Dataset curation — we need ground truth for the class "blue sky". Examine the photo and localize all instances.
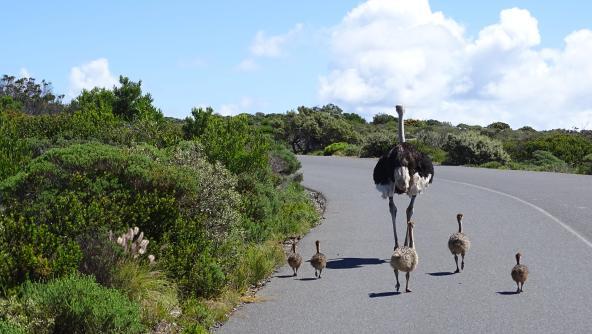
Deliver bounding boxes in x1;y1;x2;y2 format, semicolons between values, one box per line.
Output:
3;1;592;129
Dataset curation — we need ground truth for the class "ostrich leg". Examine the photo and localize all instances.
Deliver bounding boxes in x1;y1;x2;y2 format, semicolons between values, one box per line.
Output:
388;196;399;250
406;195;417;223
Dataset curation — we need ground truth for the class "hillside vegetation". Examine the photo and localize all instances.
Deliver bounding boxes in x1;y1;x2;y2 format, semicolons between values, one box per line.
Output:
247;104;592;174
0;75;318;333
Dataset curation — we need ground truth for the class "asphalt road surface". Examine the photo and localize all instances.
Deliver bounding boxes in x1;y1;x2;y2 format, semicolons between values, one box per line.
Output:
218;156;592;333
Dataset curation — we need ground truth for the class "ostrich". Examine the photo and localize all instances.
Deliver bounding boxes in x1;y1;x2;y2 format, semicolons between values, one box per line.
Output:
287;238;303;276
448;213;471;273
511;252;529;293
310;240;327;278
390;221;418;292
373;105;434;250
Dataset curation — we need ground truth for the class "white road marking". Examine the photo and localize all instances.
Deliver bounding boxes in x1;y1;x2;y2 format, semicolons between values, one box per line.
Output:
441;178;592;250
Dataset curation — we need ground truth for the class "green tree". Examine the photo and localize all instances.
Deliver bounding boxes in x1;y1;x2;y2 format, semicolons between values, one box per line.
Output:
112;76;162;121
0;75;64;115
372;113;396;125
282;105;358;153
443;131;510;165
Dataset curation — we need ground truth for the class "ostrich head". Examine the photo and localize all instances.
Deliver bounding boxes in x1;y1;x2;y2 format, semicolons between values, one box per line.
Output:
457;213;464;222
396;105;406;143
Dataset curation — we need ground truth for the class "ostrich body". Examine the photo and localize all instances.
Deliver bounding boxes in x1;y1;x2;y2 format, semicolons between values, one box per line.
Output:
511;253;529;293
373;105;434;250
448;213;471;273
310;240;327;278
390;221;418;292
287;239;302;276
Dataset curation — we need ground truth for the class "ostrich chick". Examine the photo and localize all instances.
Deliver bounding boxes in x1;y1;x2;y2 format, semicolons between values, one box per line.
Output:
511;252;529;293
287;238;302;276
390;221;418;292
310;240;327;278
448;213;471;273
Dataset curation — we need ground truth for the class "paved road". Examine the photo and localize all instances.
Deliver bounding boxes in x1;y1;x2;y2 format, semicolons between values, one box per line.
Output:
218;156;592;333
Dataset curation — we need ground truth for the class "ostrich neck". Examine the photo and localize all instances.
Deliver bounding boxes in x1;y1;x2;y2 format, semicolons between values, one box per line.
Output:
516;256;521;265
409;227;415;249
458;220;463;233
316;243;320;254
398;114;406;143
292;243;296;253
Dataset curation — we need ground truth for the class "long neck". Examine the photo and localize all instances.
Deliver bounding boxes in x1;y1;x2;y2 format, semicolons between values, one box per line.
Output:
457;219;463;233
316;242;320;254
403;224;409;247
292;243;296;253
516;255;520;265
409;226;414;249
397;105;406;143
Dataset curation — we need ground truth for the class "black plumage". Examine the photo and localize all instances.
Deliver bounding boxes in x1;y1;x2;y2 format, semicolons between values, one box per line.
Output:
373;142;434;194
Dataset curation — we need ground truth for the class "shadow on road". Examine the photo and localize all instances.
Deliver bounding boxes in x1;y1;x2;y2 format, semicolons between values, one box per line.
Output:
274;274;296;278
497;291;519;295
326;257;386;269
297;277;318;281
368;291;400;298
427;271;455;276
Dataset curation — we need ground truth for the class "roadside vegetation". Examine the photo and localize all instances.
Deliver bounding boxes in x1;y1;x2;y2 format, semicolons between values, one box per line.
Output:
0;75;319;333
247;105;592;175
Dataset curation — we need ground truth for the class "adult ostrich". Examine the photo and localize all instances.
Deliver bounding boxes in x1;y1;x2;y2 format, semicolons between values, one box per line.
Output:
373;105;434;250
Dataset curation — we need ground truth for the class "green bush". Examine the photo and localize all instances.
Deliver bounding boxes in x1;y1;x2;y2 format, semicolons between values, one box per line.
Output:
360;132;395;158
0;142;242;293
523;132;592;165
230;242;284;292
269;144;301;175
323;142;349;156
341;144;361;156
579;153;592;175
184;109;271;176
480;161;505;169
443;131;510;165
18;275;144;334
111;261;179;326
0;320;26;334
412;141;447;164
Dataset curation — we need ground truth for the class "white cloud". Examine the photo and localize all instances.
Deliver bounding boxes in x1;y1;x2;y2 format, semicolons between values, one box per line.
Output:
218;97;256;116
236;23;304;71
19;68;30;78
319;0;592;129
68;58;117;97
250;23;303;57
177;57;207;69
237;58;259;72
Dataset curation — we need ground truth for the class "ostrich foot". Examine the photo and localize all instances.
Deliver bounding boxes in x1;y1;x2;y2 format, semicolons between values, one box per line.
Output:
406;288;412;293
395;282;400;292
454;269;460;274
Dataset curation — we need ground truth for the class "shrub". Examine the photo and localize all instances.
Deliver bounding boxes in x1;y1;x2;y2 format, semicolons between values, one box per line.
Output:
342;144;361;156
323;142;349;156
480;161;505;169
111;261;179;326
269;144;301;175
360;132;395;158
412;141;447;164
579;153;592;175
0;320;26;334
372;113;396;125
0;142;242;292
185;110;271;176
523;132;592;165
15;275;143;334
230;241;284;292
443;131;510;165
